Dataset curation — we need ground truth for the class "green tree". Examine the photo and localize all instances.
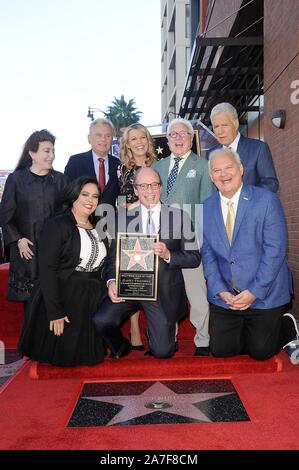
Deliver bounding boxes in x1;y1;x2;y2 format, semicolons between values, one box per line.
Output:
106;95;142;136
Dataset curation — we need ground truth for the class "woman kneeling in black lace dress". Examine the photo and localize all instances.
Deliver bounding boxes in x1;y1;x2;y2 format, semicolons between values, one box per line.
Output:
18;176;108;367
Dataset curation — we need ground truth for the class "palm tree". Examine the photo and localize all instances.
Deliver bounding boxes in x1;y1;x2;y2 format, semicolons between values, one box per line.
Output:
106;95;142;137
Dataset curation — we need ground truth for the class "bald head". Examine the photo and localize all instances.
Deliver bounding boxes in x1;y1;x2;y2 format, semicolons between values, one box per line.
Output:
133;167;162;208
134;167;161;186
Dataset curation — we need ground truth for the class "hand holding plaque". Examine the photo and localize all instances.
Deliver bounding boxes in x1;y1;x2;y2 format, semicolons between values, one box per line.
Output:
116;233;159;300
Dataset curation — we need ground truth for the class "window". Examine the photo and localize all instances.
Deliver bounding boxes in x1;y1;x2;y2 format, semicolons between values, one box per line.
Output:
185;4;191;39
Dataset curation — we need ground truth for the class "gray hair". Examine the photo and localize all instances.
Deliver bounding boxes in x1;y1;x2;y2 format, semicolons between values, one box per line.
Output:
210;102;238;122
208;148;242;174
167;118;194;137
89;117;115;134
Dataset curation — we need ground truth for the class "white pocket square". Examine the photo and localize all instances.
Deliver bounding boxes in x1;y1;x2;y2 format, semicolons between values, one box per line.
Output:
186;169;196;178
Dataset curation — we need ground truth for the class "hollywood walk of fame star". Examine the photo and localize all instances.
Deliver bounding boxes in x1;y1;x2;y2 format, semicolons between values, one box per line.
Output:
122;238;152;270
83;381;233;426
156;146;163;155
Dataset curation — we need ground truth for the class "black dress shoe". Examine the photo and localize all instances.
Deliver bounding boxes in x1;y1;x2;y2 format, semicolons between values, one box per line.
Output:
144;350;154;356
110;340;132;359
194;346;210;356
129;333;145;351
131;344;145;351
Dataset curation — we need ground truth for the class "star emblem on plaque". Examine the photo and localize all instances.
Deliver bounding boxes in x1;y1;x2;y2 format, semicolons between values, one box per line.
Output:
116;233;159;300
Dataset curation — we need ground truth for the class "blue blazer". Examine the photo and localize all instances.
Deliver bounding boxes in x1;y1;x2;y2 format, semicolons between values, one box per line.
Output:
64;150;120;207
206;135;279;192
201;185;292;309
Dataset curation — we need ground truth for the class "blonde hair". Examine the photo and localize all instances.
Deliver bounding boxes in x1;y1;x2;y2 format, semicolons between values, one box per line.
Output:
120;123;157;170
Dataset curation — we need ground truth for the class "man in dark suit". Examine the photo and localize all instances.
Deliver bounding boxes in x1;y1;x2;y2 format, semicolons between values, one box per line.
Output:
93;167;201;359
202;148;298;363
64;118;120;207
206;102;279;192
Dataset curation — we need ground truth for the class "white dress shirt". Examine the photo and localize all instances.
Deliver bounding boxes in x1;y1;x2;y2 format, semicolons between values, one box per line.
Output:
219;185;242;224
224;132;241;152
140;202;161;233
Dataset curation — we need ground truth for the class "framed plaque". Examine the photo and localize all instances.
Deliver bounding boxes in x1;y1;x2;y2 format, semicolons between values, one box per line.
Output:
116;232;159;301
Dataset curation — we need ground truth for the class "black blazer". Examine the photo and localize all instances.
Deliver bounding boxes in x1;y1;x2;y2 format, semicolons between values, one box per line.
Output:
38;211;109;320
64;150;120;207
0;168;68;301
106;205;201;321
206;135;279;192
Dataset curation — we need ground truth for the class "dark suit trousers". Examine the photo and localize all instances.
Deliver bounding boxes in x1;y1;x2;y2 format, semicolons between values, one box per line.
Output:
209;304;289;360
93;297;176;358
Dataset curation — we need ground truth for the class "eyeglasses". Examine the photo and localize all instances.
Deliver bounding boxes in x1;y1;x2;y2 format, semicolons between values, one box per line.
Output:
168;130;192;139
134;182;161;191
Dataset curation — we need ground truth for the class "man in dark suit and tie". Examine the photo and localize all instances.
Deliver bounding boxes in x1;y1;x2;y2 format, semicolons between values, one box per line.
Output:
64;118;120;207
206;102;279;192
201;148;298;363
93;167;201;359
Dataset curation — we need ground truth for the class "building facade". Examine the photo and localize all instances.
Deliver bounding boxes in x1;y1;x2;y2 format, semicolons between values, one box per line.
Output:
161;0;299;315
160;0;192;122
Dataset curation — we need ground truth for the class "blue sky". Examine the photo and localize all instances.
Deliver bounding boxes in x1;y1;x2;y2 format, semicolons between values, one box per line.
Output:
0;0;161;171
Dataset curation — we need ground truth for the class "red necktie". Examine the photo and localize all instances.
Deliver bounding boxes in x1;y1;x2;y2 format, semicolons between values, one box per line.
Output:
98;158;106;192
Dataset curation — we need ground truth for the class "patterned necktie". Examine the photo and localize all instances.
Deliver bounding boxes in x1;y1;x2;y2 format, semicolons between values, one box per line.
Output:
167;157;181;196
146;210;156;234
226;200;235;244
98;158;106;192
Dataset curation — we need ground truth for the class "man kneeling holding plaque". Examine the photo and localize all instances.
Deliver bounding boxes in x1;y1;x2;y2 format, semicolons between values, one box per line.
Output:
93;167;201;358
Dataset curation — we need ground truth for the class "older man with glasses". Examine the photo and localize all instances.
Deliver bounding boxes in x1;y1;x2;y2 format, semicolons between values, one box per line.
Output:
153;118;215;356
93;167;201;359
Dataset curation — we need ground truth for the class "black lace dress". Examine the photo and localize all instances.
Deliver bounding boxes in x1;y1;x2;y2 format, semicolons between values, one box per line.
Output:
117;164;140;204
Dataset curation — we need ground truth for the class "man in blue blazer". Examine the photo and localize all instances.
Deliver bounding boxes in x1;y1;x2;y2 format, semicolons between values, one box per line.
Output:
93;168;201;359
206;102;279;193
202;148;298;361
64;118;120;207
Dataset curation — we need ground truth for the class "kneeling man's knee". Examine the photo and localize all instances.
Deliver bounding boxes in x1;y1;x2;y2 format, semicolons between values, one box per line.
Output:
151;344;175;359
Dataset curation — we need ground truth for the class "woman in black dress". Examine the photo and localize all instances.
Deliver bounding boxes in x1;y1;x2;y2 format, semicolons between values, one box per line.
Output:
18;177;107;366
0;130;68;302
118;124;157;349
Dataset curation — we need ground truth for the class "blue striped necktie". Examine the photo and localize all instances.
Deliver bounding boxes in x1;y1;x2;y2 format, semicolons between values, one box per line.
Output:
167;157;181;195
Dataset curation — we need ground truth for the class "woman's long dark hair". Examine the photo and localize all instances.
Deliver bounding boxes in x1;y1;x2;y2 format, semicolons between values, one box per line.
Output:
64;176;100;225
15;129;55;170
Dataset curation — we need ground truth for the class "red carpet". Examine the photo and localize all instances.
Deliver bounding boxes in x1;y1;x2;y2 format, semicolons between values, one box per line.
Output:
0;263;23;348
1;262;299;450
31;353;281;380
